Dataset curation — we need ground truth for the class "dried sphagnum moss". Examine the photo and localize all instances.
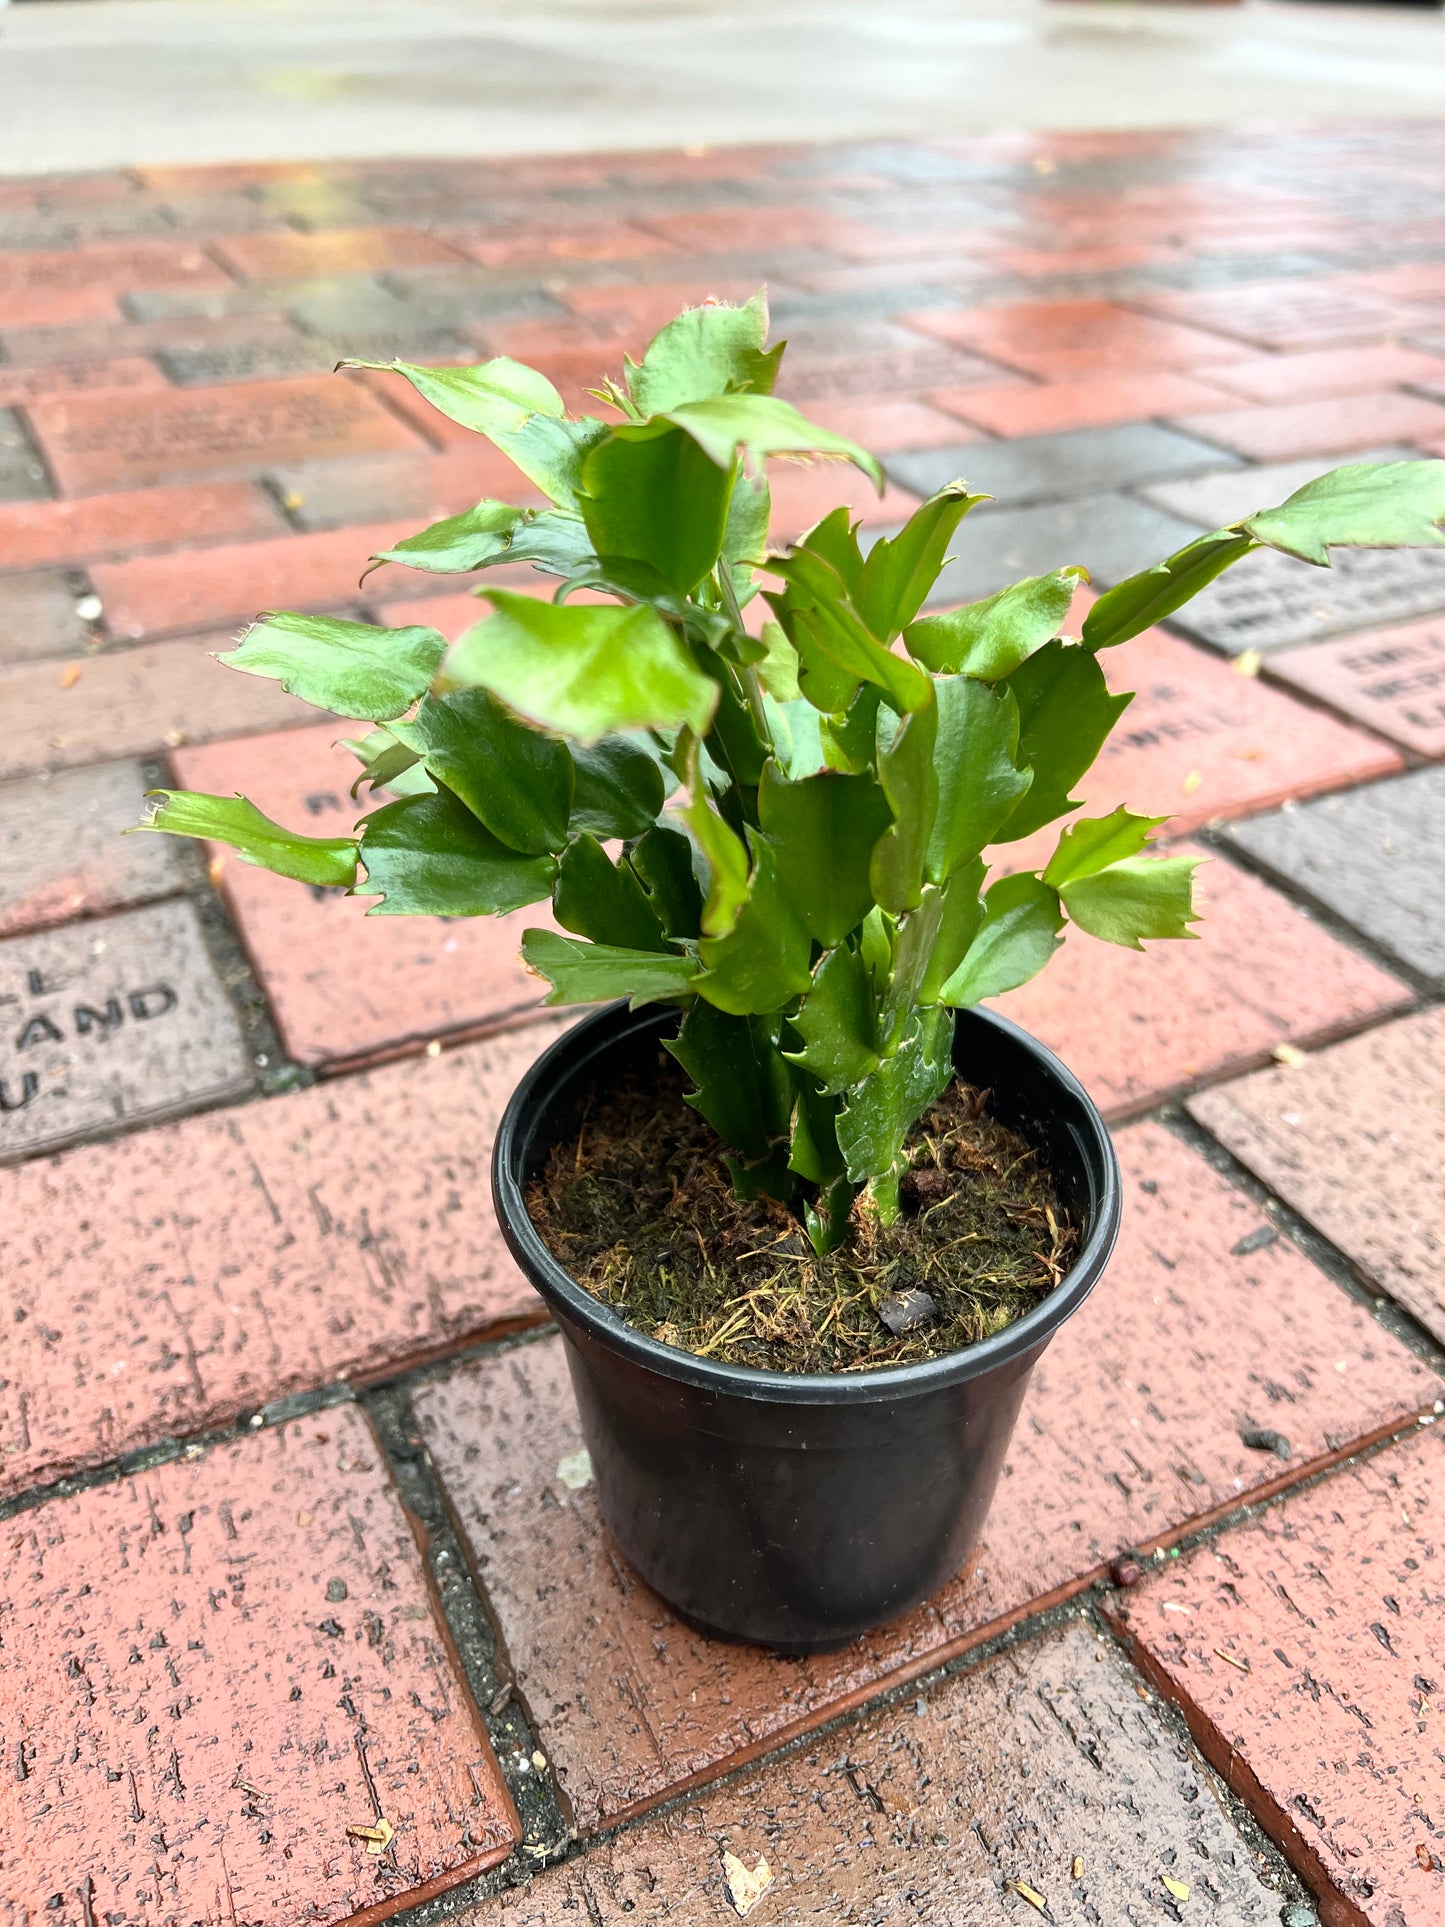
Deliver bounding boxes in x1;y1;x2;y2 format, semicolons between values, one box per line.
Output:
526;1055;1076;1374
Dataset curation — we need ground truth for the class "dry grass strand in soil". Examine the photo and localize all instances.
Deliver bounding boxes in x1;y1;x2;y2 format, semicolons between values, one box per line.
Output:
525;1055;1076;1374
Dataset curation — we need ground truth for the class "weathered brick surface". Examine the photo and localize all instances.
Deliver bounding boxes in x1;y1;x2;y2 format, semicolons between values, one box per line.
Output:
415;1124;1437;1829
472;1621;1287;1924
1225;769;1445;988
1203;342;1445;403
0;898;252;1163
0;284;122;329
904;298;1243;378
1171;391;1445;462
936;368;1236;438
0;570;94;666
1189;1008;1445;1342
1131;280;1431;351
0;1023;561;1495
1266;618;1445;760
1171;545;1445;656
929;493;1216;604
0;356;166;408
0;637;321;779
0;478;283;572
212;225;466;281
173;724;554;1069
995;846;1411;1119
26;375;424;495
91;519;423;640
0;237;228;295
0;1405;519;1926
0;760;188;938
888;419;1233;509
267;447;543;534
1138;442;1414;532
1110;1426;1445;1927
0;408;50;503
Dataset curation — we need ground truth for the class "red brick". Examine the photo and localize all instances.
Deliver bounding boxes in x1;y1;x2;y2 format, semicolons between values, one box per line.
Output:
172;723;555;1070
1110;1425;1445;1927
0;638;321;780
1131;281;1433;351
90;519;423;640
0;356;166;408
634;205;884;252
902;299;1243;380
1265;616;1445;760
551;279;763;337
26;375;425;496
0;759;189;938
765;462;920;541
0;310;308;370
0;479;283;573
995;844;1412;1120
800;394;981;452
1189;1007;1445;1344
212;224;465;281
0;1024;560;1494
991;240;1189;276
933;369;1237;438
451;223;680;270
0;1406;518;1924
0;285;122;329
475;1620;1287;1923
1170;391;1445;463
1202;343;1445;404
136;159;326;195
0;239;227;295
414;1124;1437;1829
271;446;546;533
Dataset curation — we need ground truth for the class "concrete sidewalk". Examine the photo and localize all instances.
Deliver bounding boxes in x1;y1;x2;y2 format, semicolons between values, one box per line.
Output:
4;0;1445;173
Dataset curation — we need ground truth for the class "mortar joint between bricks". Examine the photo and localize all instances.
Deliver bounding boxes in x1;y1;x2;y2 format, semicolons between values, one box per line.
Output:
1161;1101;1445;1378
361;1382;574;1880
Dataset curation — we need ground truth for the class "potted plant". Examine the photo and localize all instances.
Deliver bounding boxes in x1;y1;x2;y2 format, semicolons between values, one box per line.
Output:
141;296;1445;1649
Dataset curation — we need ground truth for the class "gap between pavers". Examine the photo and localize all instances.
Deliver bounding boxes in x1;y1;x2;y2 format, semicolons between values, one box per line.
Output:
1107;1423;1445;1927
413;1124;1441;1834
0;1402;519;1927
0;1022;569;1500
461;1619;1294;1925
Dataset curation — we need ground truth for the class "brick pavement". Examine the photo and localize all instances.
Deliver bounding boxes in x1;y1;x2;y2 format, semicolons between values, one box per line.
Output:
1;122;1444;1926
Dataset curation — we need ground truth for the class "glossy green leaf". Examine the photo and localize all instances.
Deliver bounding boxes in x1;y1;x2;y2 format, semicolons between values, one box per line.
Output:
1043;806;1167;889
554;833;670;951
220;612;445;722
661;393;884;490
763;694;826;779
881;886;947;1050
627;292;783;416
766;547;933;714
677;766;751;938
723;467;771;597
391;688;573;854
755;621;801;704
579;422;735;596
569;736;667;838
993;641;1131;842
821;684;882;774
520;928;698;1006
836;1006;954;1218
788;1077;848;1187
1080;531;1253;653
447;591;717;742
358;789;556;915
870;700;938;915
782;941;879;1094
906;567;1085;679
937;872;1063;1006
339;727;423;798
918;859;985;1003
795;506;866;596
1060;853;1201;948
667;997;793;1162
627;824;703;939
137;790;359;888
1241;459;1445;566
364;500;528;578
694;837;813;1014
856;484;989;639
758;761;892;947
926;676;1032;882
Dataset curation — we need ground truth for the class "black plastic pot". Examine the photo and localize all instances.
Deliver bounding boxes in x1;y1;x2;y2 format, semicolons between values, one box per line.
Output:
492;1001;1121;1651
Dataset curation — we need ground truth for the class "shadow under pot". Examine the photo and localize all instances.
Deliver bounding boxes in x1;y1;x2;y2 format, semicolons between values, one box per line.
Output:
491;999;1121;1652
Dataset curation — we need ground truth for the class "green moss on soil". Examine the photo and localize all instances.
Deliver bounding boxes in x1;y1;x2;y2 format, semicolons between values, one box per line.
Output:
525;1051;1076;1374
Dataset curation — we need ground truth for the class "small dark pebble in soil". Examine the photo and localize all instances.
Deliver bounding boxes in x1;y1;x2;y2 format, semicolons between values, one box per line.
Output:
1231;1225;1280;1257
1240;1427;1292;1460
879;1287;938;1335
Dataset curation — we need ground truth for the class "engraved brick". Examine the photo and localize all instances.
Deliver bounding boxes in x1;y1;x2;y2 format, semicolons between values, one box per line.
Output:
25;375;424;495
903;298;1243;379
0;1406;518;1925
1170;546;1445;656
172;722;553;1070
0;1024;560;1493
1131;279;1434;350
0;356;165;408
1266;615;1445;758
0;898;252;1164
212;225;464;281
888;420;1236;509
0;238;228;295
0;760;188;938
415;1127;1437;1828
927;493;1203;604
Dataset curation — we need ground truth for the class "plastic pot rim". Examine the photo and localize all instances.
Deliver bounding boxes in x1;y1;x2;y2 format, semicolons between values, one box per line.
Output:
492;999;1121;1411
